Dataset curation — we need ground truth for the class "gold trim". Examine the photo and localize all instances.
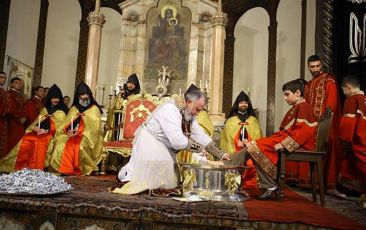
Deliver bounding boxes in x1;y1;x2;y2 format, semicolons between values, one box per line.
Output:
357;109;365;118
281;136;300;152
344;113;356;118
246;141;277;179
224;172;241;195
102;146;132;157
120;93;161;140
284;118;317;130
283;118;295;130
296;118;318;127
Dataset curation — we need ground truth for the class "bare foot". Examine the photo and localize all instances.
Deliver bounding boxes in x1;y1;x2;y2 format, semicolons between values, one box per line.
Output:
207;160;224;166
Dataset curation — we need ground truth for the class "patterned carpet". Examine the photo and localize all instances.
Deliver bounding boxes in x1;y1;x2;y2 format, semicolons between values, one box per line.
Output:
0;175;248;229
1;175;365;230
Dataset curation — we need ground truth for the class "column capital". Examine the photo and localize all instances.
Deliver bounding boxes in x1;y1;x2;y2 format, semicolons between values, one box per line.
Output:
87;11;106;27
210;12;228;27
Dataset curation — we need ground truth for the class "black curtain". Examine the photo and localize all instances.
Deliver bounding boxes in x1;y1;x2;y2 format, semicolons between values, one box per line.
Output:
333;0;366;97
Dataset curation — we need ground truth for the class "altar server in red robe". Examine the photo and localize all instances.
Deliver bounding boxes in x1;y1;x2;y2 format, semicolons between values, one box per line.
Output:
24;86;45;128
0;84;68;172
223;79;318;200
5;77;26;154
338;75;366;208
0;71;8;156
299;55;345;197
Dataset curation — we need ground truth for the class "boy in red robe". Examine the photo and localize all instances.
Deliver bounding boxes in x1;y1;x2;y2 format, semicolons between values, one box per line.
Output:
338;75;366;208
6;77;26;154
222;79;318;200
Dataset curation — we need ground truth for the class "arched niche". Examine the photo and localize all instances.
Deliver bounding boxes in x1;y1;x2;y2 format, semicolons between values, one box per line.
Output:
233;7;269;134
223;0;280;135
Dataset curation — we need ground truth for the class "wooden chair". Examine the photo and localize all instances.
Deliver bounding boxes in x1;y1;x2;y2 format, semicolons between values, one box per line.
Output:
101;93;160;173
277;107;333;206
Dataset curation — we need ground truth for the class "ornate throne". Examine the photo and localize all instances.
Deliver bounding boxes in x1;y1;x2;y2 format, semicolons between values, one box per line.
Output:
101;93;161;173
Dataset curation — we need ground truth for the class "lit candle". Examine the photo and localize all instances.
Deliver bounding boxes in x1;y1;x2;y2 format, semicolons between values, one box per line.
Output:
71;115;74;131
38;115;41;128
110;86;113;95
179;88;182;95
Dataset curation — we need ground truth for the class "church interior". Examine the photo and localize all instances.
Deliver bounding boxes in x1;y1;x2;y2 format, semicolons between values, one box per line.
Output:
0;0;366;229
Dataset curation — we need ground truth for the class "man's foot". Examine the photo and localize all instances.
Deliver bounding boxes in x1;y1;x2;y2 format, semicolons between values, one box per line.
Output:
207;160;224;166
327;189;347;199
255;187;280;200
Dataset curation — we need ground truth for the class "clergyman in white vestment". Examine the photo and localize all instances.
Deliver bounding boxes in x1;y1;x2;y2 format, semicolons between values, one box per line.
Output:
113;90;228;194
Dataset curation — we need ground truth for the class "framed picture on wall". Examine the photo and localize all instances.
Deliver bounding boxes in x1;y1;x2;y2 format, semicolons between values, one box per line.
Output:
5;56;33;100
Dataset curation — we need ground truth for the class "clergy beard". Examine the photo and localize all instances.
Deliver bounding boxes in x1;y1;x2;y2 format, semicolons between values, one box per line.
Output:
237;110;248;122
182;108;193;122
79;98;91;107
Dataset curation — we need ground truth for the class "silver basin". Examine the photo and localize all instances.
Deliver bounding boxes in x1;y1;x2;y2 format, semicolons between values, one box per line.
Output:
178;163;249;202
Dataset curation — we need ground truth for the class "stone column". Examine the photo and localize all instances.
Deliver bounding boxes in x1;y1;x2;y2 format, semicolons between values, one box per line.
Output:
209;6;227;114
0;0;10;70
85;0;105;94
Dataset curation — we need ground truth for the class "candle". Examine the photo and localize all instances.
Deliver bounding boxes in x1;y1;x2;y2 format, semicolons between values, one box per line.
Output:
71;115;74;131
95;85;98;100
110;86;113;95
179;88;182;95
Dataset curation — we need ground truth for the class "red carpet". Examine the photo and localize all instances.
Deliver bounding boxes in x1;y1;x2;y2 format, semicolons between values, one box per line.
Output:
245;188;365;230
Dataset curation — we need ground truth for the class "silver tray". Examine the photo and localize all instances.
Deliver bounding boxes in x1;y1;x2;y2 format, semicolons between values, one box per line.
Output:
0;190;71;196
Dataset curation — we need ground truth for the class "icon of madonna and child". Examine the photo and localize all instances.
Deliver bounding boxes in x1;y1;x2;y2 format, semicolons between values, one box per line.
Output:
147;5;190;74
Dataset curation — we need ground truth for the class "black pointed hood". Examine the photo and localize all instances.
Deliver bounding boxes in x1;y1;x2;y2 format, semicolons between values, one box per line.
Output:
185;84;199;95
72;82;102;113
45;84;68;114
123;73;141;98
228;91;256;121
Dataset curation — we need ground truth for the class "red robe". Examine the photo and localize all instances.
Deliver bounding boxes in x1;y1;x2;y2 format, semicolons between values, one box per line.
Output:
290;72;342;188
338;92;366;193
24;96;44;128
6;89;25;154
246;101;317;180
0;87;7;156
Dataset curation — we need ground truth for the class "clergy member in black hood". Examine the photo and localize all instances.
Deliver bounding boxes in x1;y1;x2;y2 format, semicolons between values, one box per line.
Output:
104;73;141;142
220;91;262;189
0;84;68;172
49;82;103;176
121;73;141;99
